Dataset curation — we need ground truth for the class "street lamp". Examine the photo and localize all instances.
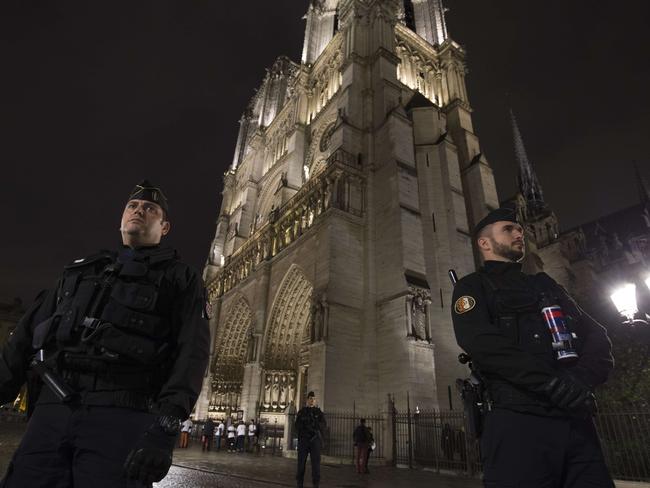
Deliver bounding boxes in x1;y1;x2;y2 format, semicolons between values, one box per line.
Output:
610;281;650;325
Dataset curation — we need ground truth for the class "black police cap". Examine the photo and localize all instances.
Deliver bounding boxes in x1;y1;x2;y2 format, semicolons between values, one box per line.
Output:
128;180;169;216
473;205;519;237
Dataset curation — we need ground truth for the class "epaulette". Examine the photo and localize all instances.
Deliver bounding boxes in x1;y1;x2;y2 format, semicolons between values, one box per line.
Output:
64;250;115;270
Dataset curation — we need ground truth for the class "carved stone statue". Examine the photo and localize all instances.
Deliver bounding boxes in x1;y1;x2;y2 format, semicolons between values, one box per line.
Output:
263;374;272;407
279;374;288;408
271;374;280;406
310;292;329;342
409;287;431;341
287;375;296;405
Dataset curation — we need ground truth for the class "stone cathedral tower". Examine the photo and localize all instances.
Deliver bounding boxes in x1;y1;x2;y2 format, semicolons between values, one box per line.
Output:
196;0;500;422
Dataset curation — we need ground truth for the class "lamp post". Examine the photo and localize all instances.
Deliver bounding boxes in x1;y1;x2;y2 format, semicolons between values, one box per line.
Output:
610;278;650;325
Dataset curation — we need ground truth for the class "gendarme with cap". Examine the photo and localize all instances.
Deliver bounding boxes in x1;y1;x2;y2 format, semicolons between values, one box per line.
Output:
128;179;169;216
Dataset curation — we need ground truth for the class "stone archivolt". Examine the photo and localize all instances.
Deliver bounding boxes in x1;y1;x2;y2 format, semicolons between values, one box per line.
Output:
263;265;313;371
209;295;252;413
257;265;313;413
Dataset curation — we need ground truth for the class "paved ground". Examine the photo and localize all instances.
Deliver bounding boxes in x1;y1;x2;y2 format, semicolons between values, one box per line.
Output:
162;445;483;487
2;419;648;487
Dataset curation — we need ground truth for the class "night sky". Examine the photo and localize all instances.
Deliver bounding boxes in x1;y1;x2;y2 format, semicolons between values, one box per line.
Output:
1;1;649;303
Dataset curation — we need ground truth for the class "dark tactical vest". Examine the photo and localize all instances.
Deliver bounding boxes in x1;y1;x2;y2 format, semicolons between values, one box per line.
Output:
33;246;179;395
479;270;580;413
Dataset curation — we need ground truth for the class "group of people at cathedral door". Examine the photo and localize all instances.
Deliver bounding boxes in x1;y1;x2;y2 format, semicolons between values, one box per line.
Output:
178;416;260;453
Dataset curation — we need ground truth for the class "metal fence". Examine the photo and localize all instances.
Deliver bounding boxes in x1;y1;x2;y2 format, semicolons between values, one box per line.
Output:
286;410;385;460
187;403;650;482
391;398;650;482
594;409;650;482
394;407;481;475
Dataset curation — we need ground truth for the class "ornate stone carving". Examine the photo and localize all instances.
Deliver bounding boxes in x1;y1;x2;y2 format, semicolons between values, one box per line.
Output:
264;265;313;370
206;149;364;302
407;286;432;341
260;370;297;413
209;295;252;413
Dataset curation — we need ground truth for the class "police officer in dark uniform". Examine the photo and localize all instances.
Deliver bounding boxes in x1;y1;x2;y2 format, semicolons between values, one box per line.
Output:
0;180;210;487
294;391;326;488
451;206;615;488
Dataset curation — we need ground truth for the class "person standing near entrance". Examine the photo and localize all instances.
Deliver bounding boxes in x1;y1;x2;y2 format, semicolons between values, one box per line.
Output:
180;417;193;448
247;418;258;453
295;391;326;488
236;420;246;452
227;420;236;452
202;418;215;452
215;419;224;450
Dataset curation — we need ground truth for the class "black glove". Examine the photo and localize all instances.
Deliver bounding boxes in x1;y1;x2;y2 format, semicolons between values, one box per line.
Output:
124;415;179;485
543;373;596;413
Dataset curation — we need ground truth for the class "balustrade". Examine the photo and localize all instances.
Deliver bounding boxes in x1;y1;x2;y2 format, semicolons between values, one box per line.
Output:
206;149;364;301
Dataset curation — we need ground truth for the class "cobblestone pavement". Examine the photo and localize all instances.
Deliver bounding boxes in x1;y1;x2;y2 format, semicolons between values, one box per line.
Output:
4;422;645;487
2;421;479;487
162;445;483;488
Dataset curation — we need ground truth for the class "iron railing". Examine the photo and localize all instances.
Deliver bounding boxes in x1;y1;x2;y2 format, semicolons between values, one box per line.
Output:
594;408;650;481
394;408;481;475
391;398;650;482
187;403;650;481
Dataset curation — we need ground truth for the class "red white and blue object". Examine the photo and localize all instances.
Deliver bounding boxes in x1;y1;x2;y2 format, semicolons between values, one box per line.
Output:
541;305;579;362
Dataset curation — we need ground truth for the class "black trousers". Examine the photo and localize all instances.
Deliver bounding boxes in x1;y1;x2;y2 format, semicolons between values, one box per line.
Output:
1;403;154;488
296;437;321;487
481;408;614;488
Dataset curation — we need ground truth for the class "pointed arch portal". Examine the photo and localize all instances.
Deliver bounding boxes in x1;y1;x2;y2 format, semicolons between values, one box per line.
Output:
261;265;313;412
209;295;252;414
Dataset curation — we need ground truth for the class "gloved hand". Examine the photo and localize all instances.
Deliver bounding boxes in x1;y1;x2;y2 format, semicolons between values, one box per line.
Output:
124;416;179;485
543;373;596;413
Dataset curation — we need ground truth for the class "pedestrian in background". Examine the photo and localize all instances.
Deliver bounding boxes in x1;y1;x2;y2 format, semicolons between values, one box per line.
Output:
202;418;215;452
365;427;375;474
180;418;193;448
353;418;370;474
247;418;258;453
236;420;246;452
227;421;236;452
215;419;224;451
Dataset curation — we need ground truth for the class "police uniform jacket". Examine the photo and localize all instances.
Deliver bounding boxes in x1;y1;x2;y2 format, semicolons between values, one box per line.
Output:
0;245;210;419
295;406;326;441
452;260;613;416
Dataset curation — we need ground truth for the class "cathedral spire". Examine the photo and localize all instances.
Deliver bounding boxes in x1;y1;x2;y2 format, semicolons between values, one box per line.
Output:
510;108;545;215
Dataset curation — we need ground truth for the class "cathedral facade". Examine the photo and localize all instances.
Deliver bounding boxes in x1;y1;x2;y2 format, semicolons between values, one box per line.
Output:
195;0;501;422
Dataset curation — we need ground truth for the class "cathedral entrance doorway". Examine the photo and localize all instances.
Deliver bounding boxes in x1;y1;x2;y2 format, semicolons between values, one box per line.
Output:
260;265;313;419
208;295;252;419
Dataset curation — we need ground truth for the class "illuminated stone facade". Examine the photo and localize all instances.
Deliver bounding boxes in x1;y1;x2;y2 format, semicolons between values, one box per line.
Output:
196;0;501;421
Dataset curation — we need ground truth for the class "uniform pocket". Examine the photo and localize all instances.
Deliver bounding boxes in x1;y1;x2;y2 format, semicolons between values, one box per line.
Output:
110;282;158;311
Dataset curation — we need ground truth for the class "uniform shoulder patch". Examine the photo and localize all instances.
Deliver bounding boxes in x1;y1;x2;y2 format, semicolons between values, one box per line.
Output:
454;295;476;314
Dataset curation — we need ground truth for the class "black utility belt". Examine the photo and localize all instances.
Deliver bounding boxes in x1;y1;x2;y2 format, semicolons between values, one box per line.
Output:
61;370;153;391
38;385;155;412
